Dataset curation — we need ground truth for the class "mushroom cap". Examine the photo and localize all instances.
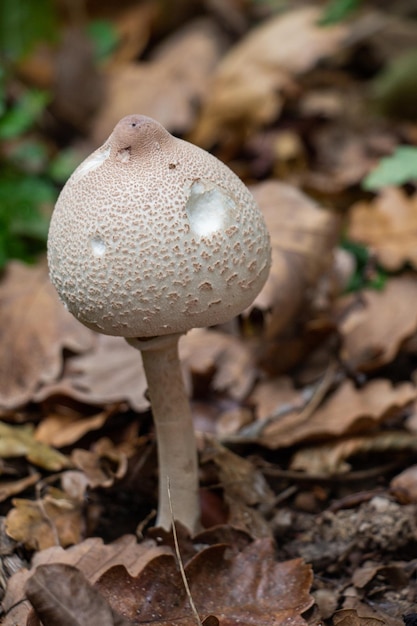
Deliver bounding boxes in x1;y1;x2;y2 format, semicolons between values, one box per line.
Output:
48;115;271;338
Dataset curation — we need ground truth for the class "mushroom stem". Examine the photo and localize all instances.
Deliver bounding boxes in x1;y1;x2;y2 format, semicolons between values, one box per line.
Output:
127;334;200;534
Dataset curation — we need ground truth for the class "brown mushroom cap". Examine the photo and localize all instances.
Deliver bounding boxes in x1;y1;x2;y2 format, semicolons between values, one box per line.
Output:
48;115;271;338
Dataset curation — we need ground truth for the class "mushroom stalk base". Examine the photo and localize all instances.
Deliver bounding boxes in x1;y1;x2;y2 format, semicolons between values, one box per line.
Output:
127;334;200;534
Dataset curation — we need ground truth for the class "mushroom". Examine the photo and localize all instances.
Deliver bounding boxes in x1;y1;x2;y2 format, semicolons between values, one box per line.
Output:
47;114;271;534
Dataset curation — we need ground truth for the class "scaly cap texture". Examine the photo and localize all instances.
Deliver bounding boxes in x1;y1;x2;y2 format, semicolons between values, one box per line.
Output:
48;115;271;337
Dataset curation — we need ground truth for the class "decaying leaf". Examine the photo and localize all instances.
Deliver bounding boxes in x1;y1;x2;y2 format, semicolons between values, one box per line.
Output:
35;334;148;412
338;275;417;371
71;438;130;489
255;379;416;449
251;181;340;338
180;328;257;401
201;439;275;537
333;608;386;625
390;464;417;504
348;187;417;271
191;6;350;147
0;262;94;410
5;489;84;550
291;430;417;475
35;407;118;448
0;473;41;503
0;421;70;471
2;535;171;626
95;539;313;625
26;563;131;626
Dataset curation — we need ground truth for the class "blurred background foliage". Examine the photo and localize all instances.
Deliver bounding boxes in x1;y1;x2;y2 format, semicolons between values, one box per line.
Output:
1;0;417;272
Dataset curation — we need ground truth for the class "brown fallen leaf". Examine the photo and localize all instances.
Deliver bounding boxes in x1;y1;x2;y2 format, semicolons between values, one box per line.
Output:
35;334;148;412
0;421;70;471
180;328;257;401
2;535;171;625
93;18;224;144
333;608;386;625
291;430;417;475
255;379;416;449
95;539;313;625
338;275;417;371
190;6;350;147
71;438;130;489
201;439;275;538
6;489;84;551
390;464;417;503
0;473;41;503
35;407;117;448
251;181;341;339
0;261;94;410
347;187;417;271
26;563;131;626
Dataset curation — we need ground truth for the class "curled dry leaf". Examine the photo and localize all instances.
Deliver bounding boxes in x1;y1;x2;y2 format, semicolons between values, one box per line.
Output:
35;334;149;412
255;379;416;449
5;490;84;551
390;464;417;504
95;539;313;626
71;438;130;489
180;328;257;401
93;19;224;144
291;430;417;475
347;187;417;271
34;408;115;448
251;181;341;338
201;439;275;537
2;535;171;625
0;262;94;410
338;275;417;371
0;421;70;471
191;6;350;147
25;563;131;626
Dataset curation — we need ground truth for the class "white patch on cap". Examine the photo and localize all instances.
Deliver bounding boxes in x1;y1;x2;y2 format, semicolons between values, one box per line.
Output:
90;236;106;257
186;180;237;237
72;145;111;183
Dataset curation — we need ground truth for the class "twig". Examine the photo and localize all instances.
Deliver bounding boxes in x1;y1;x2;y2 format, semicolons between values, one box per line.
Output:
167;477;203;626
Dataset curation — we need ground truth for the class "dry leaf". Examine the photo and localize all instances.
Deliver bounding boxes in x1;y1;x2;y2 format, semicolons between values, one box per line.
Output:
256;379;416;449
348;187;417;271
26;564;131;626
191;6;349;147
35;408;115;448
338;276;417;371
93;19;224;144
2;535;170;625
180;328;257;401
71;438;129;489
96;540;313;625
251;181;340;338
291;430;417;475
0;473;41;503
6;490;84;550
202;439;275;537
0;421;70;471
390;464;417;503
0;262;94;410
35;334;148;412
333;609;386;625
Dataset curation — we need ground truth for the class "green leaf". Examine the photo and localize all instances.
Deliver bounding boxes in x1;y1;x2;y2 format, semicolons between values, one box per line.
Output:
0;0;57;61
362;146;417;191
319;0;362;25
0;89;50;139
87;19;119;63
